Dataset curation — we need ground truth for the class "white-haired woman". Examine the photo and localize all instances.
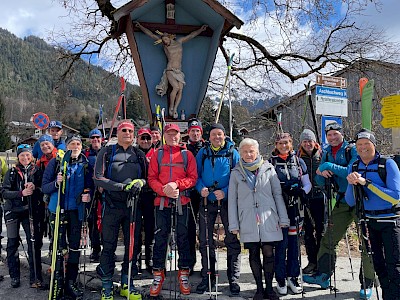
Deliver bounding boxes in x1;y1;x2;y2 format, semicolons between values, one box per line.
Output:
228;138;289;300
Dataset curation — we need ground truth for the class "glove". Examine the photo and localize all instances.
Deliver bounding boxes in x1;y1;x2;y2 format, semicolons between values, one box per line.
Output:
56;149;65;161
286;184;303;198
125;179;146;194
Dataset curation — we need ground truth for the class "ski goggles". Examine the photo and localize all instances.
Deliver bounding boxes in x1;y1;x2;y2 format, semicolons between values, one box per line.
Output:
17;144;32;155
324;122;342;133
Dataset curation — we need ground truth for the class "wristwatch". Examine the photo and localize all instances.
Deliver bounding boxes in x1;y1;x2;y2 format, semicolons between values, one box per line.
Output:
365;179;372;187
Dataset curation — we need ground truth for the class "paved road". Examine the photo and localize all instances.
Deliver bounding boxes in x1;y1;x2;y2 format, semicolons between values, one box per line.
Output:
0;228;380;299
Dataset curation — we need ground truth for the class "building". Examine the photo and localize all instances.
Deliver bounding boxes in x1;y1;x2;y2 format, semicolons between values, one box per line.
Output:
244;59;400;155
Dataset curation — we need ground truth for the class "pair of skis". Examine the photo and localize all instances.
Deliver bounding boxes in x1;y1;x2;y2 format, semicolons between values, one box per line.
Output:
48;150;69;300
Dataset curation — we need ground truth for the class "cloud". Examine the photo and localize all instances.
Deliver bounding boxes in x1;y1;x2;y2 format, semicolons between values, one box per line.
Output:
0;1;68;39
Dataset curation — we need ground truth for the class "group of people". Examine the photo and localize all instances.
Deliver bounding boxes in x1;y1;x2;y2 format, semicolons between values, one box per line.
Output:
0;117;399;300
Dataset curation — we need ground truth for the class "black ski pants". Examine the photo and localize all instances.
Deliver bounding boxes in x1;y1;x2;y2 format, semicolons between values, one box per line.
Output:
97;202;141;279
5;210;43;283
138;191;155;268
198;201;241;282
368;217;400;300
303;195;325;265
50;209;81;282
152;204;191;270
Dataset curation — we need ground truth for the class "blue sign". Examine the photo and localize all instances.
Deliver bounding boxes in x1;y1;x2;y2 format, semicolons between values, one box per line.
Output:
316;86;347;98
321;115;342;146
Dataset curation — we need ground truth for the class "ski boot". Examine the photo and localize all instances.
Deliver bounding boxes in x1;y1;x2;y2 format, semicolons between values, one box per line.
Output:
178;269;190;295
101;287;113;300
120;274;142;300
64;280;84;299
149;269;165;297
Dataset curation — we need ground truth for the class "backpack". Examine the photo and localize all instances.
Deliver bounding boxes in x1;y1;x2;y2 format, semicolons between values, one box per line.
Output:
157;147;188;173
352;154;400;184
325;142;355;165
104;144;146;178
270;153;303;188
201;143;235;170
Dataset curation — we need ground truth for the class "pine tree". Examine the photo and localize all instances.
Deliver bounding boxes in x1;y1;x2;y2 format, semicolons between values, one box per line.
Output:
126;86;148;123
79;115;94;138
0;96;11;151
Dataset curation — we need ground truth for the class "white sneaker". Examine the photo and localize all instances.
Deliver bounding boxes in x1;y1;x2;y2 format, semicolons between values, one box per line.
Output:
276;279;287;295
287;277;302;294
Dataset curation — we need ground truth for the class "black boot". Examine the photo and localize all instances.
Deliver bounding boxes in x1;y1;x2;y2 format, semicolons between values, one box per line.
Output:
196;276;215;294
65;280;83;299
263;256;279;299
10;277;20;288
248;246;264;299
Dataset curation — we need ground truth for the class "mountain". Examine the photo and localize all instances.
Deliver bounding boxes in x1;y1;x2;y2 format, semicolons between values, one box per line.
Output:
0;28;146;130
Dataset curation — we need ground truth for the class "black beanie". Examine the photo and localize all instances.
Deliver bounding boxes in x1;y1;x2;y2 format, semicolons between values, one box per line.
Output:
150;126;161;133
210;123;225;133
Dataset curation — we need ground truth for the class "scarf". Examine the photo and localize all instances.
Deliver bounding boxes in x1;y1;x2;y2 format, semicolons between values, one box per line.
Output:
211;140;225;152
239;156;264;190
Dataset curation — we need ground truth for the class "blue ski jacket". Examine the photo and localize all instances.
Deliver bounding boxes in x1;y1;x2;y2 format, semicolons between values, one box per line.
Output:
195;138;239;203
42;153;93;217
345;153;400;218
315;141;357;201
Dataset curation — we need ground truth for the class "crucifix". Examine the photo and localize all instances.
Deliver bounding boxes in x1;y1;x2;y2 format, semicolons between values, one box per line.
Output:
135;0;212;119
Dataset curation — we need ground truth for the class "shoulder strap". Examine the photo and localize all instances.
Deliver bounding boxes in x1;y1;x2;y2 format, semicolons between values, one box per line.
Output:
157;148;164;174
377;157;387;184
351;159;360;173
157;147;188;173
345;143;355;164
181;149;188;172
106;144;117;179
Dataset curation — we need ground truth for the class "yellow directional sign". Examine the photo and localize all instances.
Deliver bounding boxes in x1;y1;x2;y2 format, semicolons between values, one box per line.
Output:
381;116;400;128
381;104;400;117
381;94;400;106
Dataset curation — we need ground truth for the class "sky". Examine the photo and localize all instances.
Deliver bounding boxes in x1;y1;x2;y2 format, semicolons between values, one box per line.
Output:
0;0;399;96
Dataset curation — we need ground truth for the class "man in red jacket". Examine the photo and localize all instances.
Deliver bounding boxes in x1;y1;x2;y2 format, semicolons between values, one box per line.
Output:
148;123;198;297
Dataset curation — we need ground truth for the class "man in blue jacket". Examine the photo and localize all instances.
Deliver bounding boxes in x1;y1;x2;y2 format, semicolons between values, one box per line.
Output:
195;123;241;296
303;122;375;300
346;128;400;300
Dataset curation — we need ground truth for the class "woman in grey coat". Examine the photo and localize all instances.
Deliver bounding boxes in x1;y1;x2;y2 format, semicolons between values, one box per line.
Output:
228;138;289;300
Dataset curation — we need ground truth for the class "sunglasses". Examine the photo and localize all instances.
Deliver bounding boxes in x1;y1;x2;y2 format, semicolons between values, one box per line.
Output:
140;136;152;141
121;129;134;133
325;122;342;132
17;144;31;150
90;136;101;139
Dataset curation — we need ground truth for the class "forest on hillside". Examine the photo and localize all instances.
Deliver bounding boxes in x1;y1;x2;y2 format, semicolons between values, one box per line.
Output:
0;28;147;133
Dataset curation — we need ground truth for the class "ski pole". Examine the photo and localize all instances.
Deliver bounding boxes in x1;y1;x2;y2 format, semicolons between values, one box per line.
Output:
326;178;337;297
295;197;305;298
127;191;139;300
25;168;38;290
203;196;213;299
215;53;234;123
345;229;355;280
79;189;90;292
48;178;62;300
215;199;221;300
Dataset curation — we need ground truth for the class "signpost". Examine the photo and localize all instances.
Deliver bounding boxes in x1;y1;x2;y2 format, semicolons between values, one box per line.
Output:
30;112;50;130
380;94;400;128
315;86;348;117
316;74;347;89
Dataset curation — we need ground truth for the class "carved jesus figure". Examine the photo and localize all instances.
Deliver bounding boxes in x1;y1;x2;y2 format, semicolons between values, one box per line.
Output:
136;22;208;119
